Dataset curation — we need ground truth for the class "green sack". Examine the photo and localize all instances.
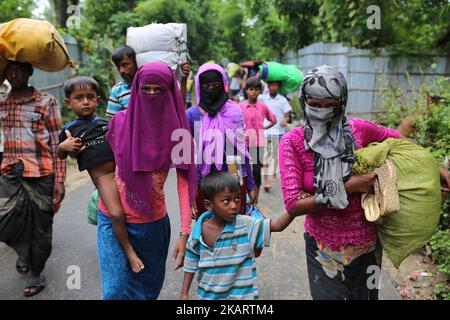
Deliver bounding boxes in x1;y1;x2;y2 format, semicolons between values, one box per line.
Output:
353;138;441;268
259;61;303;95
87;189;99;225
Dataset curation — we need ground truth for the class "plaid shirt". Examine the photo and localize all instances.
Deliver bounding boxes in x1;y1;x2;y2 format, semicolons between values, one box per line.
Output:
0;88;66;182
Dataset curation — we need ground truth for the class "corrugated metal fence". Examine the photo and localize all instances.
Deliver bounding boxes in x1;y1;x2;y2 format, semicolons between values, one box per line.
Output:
284;42;450;119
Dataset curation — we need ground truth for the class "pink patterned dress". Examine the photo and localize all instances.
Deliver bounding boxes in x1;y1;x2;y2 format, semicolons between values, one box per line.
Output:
279;118;399;252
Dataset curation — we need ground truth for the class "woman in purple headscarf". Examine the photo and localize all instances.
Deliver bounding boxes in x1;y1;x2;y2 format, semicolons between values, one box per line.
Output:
97;62;197;300
186;63;256;218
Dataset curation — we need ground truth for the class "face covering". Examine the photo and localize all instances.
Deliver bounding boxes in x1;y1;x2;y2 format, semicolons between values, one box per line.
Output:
304;104;345;156
199;70;229;116
299;65;357;210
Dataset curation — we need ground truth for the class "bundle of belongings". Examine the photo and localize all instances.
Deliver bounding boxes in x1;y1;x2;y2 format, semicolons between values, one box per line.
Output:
352;138;441;268
227;62;241;78
0;18;73;82
126;23;188;82
258;61;303;95
87;189;99;225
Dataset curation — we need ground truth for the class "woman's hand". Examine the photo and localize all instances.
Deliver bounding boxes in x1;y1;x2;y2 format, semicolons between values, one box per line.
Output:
298;190;312;200
439;166;450;203
439;166;450;193
344;173;376;195
191;202;198;219
248;189;257;205
181;62;191;80
172;234;189;270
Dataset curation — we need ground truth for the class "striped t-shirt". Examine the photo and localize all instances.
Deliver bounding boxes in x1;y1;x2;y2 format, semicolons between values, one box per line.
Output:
106;81;131;118
184;211;271;300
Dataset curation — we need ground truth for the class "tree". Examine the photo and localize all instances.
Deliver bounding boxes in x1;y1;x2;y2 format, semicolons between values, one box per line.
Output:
275;0;319;49
59;0;449;100
0;0;34;23
311;0;450;55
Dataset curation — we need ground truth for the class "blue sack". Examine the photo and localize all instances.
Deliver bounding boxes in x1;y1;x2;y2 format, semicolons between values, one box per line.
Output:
245;203;266;220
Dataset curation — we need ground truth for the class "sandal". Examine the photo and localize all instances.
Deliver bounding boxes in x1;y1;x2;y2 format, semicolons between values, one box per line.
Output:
361;192;382;224
24;276;46;297
263;185;272;192
16;258;30;275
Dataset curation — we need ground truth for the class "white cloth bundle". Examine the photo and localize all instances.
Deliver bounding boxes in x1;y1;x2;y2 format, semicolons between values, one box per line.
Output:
135;51;180;72
127;23;187;81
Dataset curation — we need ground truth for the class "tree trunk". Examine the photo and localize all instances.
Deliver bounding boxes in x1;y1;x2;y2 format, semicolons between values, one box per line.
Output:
52;0;80;28
128;0;136;11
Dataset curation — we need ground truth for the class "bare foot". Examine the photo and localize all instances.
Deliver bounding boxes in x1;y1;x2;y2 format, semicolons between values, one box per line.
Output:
127;251;145;273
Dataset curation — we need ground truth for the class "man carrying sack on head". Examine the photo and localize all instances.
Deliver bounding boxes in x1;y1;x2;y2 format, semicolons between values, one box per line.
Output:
0;61;66;297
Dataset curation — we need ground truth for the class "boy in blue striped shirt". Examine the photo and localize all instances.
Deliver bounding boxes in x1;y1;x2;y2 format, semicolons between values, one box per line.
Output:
180;171;296;300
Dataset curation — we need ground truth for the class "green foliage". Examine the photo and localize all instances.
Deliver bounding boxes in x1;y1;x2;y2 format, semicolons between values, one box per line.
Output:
314;0;383;48
434;283;450;300
377;76;450;299
377;76;450;163
0;0;34;23
274;0;318;49
384;0;450;56
429;229;450;276
66;20;116;109
3;0;450;66
311;0;450;55
289;95;302;119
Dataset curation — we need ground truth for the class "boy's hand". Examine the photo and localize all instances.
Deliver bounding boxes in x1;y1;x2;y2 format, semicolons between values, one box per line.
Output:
181;62;191;80
53;182;65;214
60;130;86;157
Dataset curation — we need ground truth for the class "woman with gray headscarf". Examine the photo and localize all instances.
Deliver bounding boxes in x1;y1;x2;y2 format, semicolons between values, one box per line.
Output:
279;65;401;300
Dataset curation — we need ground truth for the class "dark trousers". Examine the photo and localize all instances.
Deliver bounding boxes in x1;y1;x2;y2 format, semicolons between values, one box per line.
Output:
249;147;264;187
304;232;382;300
